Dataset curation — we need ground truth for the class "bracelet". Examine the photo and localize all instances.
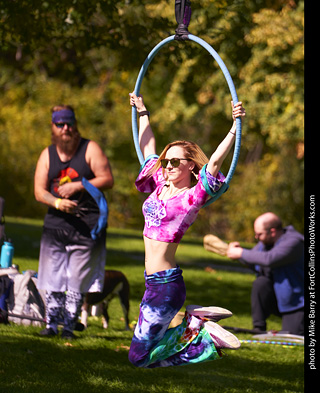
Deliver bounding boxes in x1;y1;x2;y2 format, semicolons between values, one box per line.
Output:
138;111;150;118
55;198;62;210
229;131;236;135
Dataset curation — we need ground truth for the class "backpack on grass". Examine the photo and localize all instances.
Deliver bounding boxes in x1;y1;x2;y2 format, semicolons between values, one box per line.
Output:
0;269;46;326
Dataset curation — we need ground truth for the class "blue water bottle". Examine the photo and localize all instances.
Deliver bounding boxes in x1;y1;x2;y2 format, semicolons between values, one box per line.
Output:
0;239;14;268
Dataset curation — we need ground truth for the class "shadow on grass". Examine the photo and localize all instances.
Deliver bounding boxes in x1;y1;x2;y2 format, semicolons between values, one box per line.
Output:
0;327;303;393
182;264;254;316
4;220;43;259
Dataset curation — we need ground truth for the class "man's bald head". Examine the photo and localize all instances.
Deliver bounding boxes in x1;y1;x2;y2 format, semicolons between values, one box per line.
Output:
254;212;283;245
255;212;283;231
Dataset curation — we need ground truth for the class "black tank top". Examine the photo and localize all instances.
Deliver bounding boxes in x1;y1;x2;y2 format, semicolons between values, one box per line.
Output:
43;138;101;236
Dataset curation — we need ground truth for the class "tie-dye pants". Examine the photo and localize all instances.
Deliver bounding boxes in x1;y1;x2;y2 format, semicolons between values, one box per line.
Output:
45;290;84;333
128;266;221;368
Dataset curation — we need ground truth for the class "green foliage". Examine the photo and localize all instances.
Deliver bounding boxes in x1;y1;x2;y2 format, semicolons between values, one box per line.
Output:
238;2;304;147
0;0;304;240
219;149;304;240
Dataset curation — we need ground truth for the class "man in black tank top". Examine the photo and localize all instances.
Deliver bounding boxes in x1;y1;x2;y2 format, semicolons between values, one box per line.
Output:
34;105;114;339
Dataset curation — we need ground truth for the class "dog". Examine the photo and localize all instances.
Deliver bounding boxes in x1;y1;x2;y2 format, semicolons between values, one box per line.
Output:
81;270;130;330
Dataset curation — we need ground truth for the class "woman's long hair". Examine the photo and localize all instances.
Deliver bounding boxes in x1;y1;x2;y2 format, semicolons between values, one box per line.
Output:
148;140;209;185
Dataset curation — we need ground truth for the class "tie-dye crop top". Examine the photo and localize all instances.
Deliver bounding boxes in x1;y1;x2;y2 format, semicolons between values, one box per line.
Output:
135;155;226;243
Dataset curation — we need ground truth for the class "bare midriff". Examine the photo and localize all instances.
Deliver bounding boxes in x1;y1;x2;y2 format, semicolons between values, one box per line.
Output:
144;236;179;275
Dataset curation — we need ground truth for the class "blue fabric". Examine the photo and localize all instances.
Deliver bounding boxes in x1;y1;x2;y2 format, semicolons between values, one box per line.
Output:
199;164;228;197
52;109;75;124
81;178;108;240
0;278;13;311
139;154;159;173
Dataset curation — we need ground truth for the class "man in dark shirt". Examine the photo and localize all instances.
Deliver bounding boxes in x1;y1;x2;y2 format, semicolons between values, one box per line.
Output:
34;105;114;339
227;212;304;335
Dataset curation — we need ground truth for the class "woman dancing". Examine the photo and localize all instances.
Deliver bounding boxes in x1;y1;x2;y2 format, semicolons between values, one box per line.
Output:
128;92;245;368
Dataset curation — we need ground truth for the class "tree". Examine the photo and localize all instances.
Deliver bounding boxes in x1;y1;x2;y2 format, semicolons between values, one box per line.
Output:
0;0;304;239
212;1;304;240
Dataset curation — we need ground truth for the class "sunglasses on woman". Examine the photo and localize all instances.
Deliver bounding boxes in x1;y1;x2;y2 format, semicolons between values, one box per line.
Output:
160;158;190;168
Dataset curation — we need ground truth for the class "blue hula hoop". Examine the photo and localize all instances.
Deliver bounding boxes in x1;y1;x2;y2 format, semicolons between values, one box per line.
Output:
132;34;241;207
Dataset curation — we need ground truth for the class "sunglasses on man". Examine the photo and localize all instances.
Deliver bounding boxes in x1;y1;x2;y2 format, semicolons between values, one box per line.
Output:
160;158;190;168
54;122;75;128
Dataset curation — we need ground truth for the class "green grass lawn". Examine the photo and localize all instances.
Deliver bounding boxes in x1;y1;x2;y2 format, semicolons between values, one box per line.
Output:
0;217;304;393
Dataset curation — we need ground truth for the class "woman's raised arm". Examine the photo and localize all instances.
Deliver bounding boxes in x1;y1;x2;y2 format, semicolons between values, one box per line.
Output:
130;93;156;159
207;101;245;177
